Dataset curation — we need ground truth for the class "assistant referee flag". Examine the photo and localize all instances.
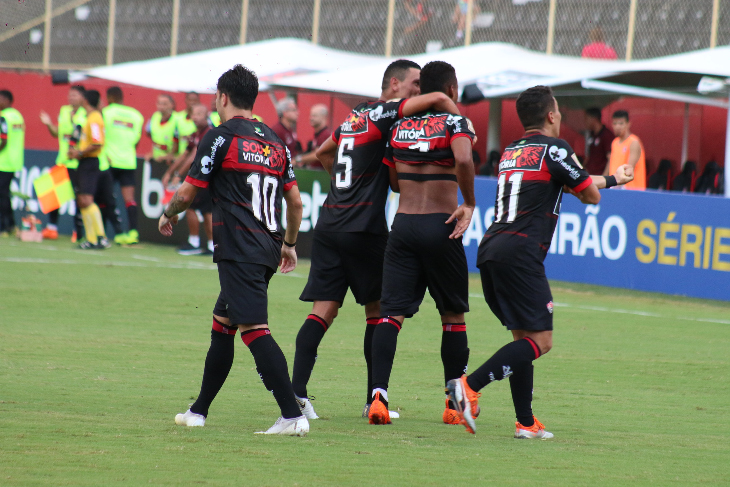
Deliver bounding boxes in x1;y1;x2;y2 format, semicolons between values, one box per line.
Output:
33;165;74;214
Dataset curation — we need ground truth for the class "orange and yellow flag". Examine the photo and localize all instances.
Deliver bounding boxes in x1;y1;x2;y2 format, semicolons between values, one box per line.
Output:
33;165;75;214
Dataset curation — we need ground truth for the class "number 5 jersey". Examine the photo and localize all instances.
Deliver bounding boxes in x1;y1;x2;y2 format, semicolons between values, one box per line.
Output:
186;116;297;269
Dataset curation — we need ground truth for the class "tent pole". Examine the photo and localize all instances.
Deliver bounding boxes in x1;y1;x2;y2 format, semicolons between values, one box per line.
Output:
170;0;180;56
487;99;502;157
384;0;396;57
311;0;321;45
710;0;720;49
106;0;117;65
239;0;249;45
546;0;557;54
626;0;638;61
681;103;690;167
464;0;474;47
725;106;730;197
42;0;52;70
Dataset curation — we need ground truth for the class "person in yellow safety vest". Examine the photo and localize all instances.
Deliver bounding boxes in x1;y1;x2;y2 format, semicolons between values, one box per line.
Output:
175;92;200;154
145;94;179;164
101;86;144;245
39;85;87;240
0;90;25;237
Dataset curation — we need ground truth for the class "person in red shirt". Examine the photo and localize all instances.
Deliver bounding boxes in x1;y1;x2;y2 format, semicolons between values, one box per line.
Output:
272;97;302;158
294;104;331;170
581;27;618;60
584;107;613;175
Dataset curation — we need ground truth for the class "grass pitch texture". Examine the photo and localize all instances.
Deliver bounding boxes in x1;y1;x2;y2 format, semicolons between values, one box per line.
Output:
1;238;728;486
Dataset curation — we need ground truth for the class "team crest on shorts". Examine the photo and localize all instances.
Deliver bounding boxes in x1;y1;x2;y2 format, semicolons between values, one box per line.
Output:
547;301;554;314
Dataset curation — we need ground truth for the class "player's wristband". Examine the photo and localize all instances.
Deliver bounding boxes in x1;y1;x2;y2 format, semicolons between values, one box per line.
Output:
283;240;296;247
604;175;617;188
163;208;174;218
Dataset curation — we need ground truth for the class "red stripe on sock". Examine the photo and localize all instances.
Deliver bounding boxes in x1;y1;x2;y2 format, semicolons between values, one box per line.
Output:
308;314;329;331
212;319;237;335
366;318;379;325
442;323;466;332
524;337;541;359
379;316;402;331
241;328;271;346
125;201;137;208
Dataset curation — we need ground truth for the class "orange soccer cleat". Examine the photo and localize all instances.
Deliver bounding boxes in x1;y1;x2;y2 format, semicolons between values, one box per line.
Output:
443;397;461;425
446;375;481;434
368;391;391;425
41;227;58;240
515;416;554;439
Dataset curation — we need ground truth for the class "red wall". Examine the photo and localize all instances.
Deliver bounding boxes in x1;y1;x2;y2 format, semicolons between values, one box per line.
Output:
2;69;725;176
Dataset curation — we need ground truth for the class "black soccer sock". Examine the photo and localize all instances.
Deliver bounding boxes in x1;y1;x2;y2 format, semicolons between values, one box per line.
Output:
441;323;469;386
291;314;329;398
363;317;378;404
190;319;237;417
370;317;402;400
242;327;301;419
510;364;535;427
99;202;124;235
48;209;59;226
466;337;541;392
126;201;138;231
73;211;84;238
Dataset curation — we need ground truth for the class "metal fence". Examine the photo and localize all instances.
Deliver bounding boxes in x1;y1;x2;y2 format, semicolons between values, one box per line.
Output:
1;0;727;70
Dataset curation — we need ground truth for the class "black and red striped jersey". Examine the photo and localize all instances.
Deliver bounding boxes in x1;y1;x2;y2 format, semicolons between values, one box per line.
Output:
477;133;592;268
383;112;475;167
315;99;406;234
186;116;297;269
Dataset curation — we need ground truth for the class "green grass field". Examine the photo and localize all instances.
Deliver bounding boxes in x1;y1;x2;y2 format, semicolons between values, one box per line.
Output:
1;236;729;486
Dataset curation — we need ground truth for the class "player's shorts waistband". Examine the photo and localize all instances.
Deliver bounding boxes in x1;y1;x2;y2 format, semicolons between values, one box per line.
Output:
397;173;457;182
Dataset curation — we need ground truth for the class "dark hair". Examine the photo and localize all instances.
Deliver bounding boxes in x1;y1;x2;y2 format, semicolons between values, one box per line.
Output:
106;86;123;102
217;64;258;110
0;90;13;103
70;84;85;94
612;110;629;121
585;107;602;121
420;61;457;95
515;85;556;130
186;91;199;97
84;89;100;108
157;93;175;108
381;59;421;91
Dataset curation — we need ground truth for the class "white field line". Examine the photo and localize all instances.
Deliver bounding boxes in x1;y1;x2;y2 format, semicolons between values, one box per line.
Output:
468;293;730;325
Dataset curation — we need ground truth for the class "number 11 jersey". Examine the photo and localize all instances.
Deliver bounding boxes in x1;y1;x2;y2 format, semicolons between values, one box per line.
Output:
478;133;592;268
315;99;406;235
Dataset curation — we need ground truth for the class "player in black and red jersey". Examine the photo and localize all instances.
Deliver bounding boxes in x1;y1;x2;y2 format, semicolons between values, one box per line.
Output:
159;65;309;436
368;61;476;425
447;85;633;438
291;59;462;420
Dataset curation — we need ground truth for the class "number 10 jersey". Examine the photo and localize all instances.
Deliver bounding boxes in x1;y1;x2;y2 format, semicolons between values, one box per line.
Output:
315;99;406;235
186;116;297;269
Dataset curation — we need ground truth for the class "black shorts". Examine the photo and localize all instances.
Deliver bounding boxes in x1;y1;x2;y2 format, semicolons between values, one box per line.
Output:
300;230;387;306
95;170;117;208
213;260;275;325
479;260;553;331
110;167;136;187
76;157;101;195
190;187;212;213
380;213;469;318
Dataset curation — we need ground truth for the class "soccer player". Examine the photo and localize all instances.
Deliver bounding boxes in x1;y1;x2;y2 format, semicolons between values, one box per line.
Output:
102;86;144;245
145;94;178;165
39;85;86;240
68;89;110;250
162;103;214;255
291;59;462;420
159;64;308;436
367;61;476;425
0;90;24;237
446;85;633;438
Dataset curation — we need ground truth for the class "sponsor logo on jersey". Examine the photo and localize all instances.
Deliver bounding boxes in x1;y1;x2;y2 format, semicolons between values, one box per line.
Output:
239;139;285;169
254;126;265;137
368;104;397;122
210;135;225;162
200;156;213;174
112;120;134;129
394;115;449;142
549;145;568;163
340;110;368;134
547;301;554;314
498;144;546;172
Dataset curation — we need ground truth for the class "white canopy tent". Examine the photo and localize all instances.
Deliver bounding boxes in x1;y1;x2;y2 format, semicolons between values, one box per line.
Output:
77;38;384;93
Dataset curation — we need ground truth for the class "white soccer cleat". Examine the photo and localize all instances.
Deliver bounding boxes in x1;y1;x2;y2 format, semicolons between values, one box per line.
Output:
295;395;319;420
362;403;400;419
175;409;205;427
255;416;309;436
515;416;554;439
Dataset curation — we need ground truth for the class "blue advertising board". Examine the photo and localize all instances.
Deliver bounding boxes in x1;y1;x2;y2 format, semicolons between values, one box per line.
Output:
450;177;730;302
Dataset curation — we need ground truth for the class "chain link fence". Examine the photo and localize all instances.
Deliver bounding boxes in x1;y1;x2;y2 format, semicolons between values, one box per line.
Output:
0;0;726;70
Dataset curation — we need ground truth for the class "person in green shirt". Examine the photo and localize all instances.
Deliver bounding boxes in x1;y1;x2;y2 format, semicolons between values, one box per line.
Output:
175;92;200;154
145;94;178;164
39;84;86;240
0;90;25;236
102;86;144;244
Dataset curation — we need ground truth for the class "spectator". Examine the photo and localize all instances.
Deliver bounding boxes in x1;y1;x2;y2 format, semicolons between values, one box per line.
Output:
478;150;501;177
294;104;331;170
452;0;479;41
0;90;24;237
403;0;433;54
672;161;697;192
695;161;724;195
272;97;302;157
176;92;200;155
581;27;618;60
145;94;178;164
647;159;673;191
608;110;645;190
584;107;613;175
